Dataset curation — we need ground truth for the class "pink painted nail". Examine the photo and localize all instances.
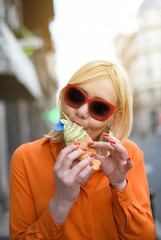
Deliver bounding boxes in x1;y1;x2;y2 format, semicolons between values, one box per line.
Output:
103;133;109;137
90;153;95;158
110;140;116;144
81;148;86;151
128;157;132;161
89;162;93;167
74;142;80;145
88;142;94;145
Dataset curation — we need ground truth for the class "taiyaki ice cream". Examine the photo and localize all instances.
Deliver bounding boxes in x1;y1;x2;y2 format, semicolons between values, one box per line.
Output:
55;113;101;170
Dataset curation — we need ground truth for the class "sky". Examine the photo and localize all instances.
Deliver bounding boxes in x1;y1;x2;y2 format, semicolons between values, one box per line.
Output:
49;0;144;94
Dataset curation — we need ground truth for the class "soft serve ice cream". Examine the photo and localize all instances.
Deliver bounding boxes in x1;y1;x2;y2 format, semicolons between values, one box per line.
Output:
55;113;101;170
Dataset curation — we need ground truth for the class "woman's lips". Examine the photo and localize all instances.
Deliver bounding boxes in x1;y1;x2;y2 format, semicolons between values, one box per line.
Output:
71;120;88;132
72;120;81;126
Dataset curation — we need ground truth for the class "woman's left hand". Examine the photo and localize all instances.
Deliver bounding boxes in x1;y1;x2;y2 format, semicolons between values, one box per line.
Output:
88;133;133;190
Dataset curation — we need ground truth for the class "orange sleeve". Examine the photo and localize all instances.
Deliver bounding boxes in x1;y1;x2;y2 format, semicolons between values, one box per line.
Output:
110;142;157;240
9;146;63;240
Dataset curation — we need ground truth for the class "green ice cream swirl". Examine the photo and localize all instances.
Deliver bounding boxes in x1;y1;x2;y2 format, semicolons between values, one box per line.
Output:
61;118;88;143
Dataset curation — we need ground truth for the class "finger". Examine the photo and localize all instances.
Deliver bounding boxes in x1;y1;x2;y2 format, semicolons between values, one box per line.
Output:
70;153;95;178
81;167;94;186
94;154;105;161
88;141;114;151
76;162;94;186
61;148;87;170
103;133;121;144
55;144;80;169
109;140;127;157
124;157;133;172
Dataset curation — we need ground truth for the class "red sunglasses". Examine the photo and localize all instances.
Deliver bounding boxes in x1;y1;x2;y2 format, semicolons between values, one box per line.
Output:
64;84;118;121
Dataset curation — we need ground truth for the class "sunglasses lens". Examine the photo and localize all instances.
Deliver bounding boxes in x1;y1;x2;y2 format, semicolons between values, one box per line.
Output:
90;101;111;119
67;87;85;106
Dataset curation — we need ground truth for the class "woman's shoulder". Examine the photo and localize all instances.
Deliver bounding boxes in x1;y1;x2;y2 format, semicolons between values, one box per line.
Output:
14;137;50;154
10;137;57;175
10;137;51;166
11;137;62;166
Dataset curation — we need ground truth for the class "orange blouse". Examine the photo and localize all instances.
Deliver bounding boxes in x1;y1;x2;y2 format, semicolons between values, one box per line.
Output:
9;137;157;239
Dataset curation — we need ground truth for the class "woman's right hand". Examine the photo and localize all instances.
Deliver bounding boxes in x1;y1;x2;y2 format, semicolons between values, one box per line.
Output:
49;144;94;225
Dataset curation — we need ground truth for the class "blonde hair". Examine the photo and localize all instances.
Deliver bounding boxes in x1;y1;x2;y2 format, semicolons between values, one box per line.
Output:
48;60;133;143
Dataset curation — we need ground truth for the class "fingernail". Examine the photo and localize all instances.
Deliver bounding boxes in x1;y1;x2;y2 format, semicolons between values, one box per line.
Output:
88;142;94;145
81;148;86;151
90;153;95;158
74;142;80;145
89;162;93;167
128;157;131;161
110;140;116;144
103;133;109;137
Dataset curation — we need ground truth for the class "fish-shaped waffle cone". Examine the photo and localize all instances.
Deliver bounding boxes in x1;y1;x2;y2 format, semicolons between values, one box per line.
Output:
66;136;101;170
59;113;101;170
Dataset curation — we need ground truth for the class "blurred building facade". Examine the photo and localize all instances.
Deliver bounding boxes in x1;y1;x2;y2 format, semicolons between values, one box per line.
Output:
115;0;161;138
0;0;57;212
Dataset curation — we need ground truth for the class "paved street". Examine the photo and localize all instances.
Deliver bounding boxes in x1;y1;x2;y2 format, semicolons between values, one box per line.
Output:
0;136;161;239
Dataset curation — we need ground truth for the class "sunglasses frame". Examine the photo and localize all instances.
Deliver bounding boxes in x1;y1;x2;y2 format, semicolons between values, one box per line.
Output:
65;84;118;121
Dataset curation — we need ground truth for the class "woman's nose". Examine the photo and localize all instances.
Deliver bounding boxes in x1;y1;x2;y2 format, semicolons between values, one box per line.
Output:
76;102;89;119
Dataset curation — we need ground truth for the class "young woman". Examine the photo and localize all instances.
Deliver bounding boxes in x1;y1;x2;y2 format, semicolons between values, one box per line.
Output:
9;60;156;239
